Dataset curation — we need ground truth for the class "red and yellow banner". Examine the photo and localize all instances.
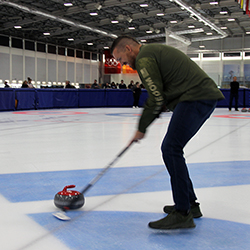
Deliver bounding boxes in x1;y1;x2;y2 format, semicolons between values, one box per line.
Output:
122;64;137;74
104;50;137;74
104;50;121;74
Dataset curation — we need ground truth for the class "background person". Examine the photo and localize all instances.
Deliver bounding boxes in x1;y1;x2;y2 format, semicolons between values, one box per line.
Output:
91;79;100;89
119;80;127;89
21;80;28;88
132;82;141;108
229;76;239;111
65;80;75;88
128;80;134;89
111;35;224;230
111;82;117;89
27;77;34;88
4;81;11;88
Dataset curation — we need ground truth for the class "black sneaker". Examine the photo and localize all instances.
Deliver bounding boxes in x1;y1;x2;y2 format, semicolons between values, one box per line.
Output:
163;202;203;218
148;210;196;230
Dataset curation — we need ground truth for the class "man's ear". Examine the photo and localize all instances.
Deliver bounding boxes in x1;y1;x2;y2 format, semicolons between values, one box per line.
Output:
125;45;132;52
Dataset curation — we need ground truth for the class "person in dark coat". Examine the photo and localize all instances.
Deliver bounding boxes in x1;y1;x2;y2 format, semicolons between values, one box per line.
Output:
65;80;75;88
229;76;239;111
132;82;141;108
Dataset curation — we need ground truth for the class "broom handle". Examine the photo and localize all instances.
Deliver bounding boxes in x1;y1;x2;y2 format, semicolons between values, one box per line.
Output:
81;142;133;194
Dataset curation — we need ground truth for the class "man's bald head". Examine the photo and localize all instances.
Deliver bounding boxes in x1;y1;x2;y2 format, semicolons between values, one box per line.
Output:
110;36;140;54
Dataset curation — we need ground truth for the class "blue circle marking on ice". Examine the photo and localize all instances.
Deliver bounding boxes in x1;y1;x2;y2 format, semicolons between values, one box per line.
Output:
29;211;250;250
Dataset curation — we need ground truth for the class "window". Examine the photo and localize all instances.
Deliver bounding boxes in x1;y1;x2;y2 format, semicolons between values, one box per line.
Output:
48;44;56;54
92;53;97;60
84;51;90;59
12;38;23;49
67;48;74;57
37;42;46;52
76;50;83;58
0;35;9;46
203;53;220;58
223;52;241;57
25;40;35;51
58;47;65;56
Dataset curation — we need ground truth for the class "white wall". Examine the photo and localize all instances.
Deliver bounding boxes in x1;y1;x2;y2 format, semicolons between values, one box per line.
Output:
1;44;250;88
191;52;250;86
0;45;99;88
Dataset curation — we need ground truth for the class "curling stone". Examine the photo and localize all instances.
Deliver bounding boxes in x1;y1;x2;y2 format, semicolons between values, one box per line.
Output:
242;108;247;112
54;185;84;210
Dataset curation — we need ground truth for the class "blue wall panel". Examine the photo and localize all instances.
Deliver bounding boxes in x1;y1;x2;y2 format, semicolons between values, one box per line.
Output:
36;89;54;109
0;88;249;112
78;89;106;107
0;89;15;111
15;89;36;110
53;89;78;108
106;89;133;107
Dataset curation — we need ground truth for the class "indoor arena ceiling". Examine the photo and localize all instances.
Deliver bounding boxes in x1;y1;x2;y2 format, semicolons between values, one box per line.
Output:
0;0;249;53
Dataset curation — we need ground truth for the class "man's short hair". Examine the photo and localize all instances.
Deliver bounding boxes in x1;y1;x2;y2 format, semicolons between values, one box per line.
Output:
110;35;139;54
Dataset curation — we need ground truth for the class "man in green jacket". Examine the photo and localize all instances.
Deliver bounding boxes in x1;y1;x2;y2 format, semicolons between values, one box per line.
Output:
111;36;224;230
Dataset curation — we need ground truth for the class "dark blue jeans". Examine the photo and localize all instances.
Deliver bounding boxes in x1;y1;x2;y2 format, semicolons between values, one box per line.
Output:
161;100;217;212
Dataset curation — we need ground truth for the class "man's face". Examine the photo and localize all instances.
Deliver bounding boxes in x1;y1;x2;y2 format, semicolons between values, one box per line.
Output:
113;45;137;70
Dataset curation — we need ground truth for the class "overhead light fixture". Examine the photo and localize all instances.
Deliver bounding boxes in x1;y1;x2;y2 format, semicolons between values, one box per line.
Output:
170;20;178;24
127;17;133;23
14;25;22;29
220;27;227;30
64;3;73;7
157;13;165;16
176;28;204;35
111;20;119;23
140;4;148;7
146;30;153;33
188;25;195;28
206;32;213;35
90;12;98;16
95;3;102;10
190;14;198;21
104;46;109;49
220;11;228;14
68;38;74;41
43;32;50;35
128;27;135;30
140;39;147;42
87;43;93;45
199;45;205;48
209;2;218;5
228;18;235;21
246;31;250;34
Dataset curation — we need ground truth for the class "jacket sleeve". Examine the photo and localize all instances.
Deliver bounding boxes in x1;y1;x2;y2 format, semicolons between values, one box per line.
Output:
136;57;165;133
